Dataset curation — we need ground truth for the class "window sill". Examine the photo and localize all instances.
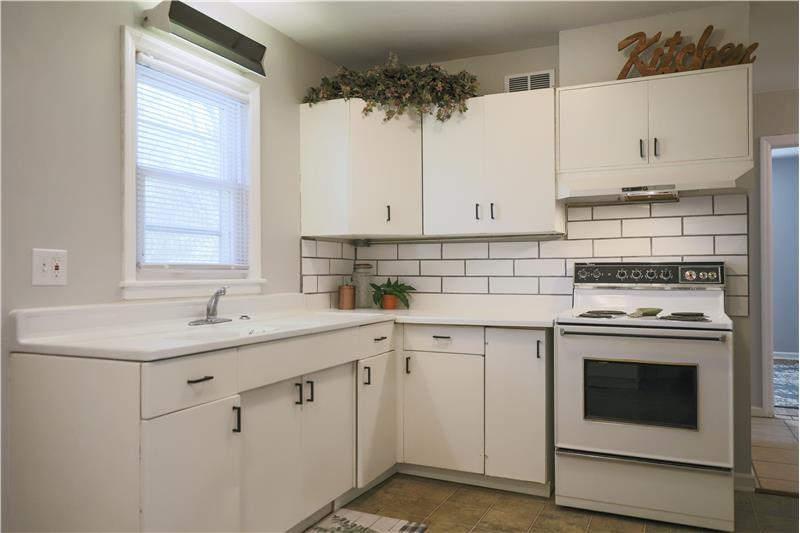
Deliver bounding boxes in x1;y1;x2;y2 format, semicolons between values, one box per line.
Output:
121;278;266;300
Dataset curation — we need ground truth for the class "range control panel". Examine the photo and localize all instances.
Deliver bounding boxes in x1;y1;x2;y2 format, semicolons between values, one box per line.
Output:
573;262;725;286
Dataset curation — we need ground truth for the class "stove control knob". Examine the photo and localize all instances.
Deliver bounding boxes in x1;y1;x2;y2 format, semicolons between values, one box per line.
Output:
645;269;657;280
684;270;697;281
577;269;589;280
709;271;718;281
616;269;629;280
630;269;643;280
699;272;708;280
659;269;674;281
591;269;601;279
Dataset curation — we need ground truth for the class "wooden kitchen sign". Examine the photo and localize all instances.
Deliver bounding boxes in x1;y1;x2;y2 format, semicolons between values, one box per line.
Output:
617;25;758;79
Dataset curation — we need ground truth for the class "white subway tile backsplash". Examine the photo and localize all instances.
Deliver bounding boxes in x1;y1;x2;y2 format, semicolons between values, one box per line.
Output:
593;204;650;219
568;220;621;239
302;258;329;275
714;194;747;214
357;244;397;260
539;277;574;295
594;238;650;257
421;260;464;276
301;239;317;258
377;260;419;276
567;207;592;221
489;241;539;259
399;243;441;260
342;243;355;259
490;277;539;294
330;259;355;275
622;217;681;237
442;242;489;259
652;236;713;256
683;255;748;275
683;215;747;235
515;259;565;276
621;256;681;263
318;275;343;292
397;276;442;293
715;235;748;255
726;296;749;317
651;196;712;217
302;276;317;293
442;277;488;294
316;241;342;258
466;259;513;276
726;276;748;296
540;240;593;258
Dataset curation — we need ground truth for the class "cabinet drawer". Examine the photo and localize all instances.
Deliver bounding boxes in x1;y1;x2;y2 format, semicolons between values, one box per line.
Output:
141;349;238;419
403;324;484;355
359;321;394;357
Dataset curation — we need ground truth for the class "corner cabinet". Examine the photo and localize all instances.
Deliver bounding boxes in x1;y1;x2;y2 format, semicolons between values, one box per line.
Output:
423;90;563;236
557;64;752;199
300;98;422;238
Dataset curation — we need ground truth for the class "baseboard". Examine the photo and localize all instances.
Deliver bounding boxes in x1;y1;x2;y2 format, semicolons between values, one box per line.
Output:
774;351;799;361
397;464;552;498
333;465;399;510
735;471;756;492
751;406;773;417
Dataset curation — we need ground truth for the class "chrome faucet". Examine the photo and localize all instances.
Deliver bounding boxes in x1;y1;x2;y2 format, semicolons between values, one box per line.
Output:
189;286;233;326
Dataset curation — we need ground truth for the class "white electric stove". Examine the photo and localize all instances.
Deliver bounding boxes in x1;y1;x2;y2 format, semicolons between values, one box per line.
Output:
554;261;735;532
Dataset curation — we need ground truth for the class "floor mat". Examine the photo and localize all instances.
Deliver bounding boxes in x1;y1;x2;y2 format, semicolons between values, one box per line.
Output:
774;360;799;408
309;509;427;533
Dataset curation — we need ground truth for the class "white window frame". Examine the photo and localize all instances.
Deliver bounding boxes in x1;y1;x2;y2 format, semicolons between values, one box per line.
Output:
122;26;263;300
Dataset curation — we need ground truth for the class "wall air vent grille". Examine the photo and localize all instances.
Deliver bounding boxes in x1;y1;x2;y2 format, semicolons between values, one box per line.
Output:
504;70;554;92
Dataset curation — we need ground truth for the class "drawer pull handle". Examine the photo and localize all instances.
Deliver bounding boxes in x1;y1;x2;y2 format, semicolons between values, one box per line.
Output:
639;139;645;158
432;335;451;340
232;406;242;433
295;382;303;405
187;375;214;385
373;336;387;342
536;339;542;359
306;380;315;402
475;203;480;220
387;205;391;222
405;356;411;374
364;366;372;385
490;202;495;220
654;137;660;157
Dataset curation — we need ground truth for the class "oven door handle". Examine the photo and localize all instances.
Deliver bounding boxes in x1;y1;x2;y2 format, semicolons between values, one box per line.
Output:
559;329;726;343
555;448;732;475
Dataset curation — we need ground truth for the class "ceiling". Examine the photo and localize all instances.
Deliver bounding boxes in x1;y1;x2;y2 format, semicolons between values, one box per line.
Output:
233;1;716;68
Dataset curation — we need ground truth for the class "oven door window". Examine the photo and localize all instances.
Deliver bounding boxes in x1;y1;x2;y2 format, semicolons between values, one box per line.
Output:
584;359;698;430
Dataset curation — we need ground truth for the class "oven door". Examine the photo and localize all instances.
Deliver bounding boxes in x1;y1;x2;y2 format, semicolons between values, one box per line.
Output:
555;324;733;467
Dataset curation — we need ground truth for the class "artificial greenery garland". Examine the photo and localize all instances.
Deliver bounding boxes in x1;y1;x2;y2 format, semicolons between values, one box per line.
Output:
302;53;479;121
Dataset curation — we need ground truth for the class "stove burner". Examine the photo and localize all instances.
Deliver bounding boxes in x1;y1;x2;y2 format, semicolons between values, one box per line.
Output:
658;313;711;322
578;310;626;318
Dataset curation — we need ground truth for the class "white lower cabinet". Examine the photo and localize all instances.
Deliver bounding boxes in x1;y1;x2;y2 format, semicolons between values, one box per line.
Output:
403;351;485;474
357;350;398;487
485;328;549;483
141;395;242;533
241;363;355;532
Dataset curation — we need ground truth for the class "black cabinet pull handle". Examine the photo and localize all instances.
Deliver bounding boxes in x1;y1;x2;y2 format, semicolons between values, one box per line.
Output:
654;137;660;157
232;406;242;433
475;203;480;220
536;339;542;359
187;375;214;385
405;356;411;374
373;336;387;342
386;205;391;222
639;139;645;158
490;203;495;219
306;380;315;402
432;335;451;340
364;366;372;385
295;382;303;405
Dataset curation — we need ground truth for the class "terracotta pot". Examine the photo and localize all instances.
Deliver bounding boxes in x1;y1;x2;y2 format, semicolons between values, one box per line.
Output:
381;294;397;309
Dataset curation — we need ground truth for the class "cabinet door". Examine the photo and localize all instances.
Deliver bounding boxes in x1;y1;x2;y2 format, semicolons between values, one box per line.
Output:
302;363;356;517
141;395;241;532
357;351;397;487
240;379;304;532
558;82;649;171
484;90;557;233
350;101;422;236
403;351;484;473
423;98;488;235
485;328;548;483
648;67;750;164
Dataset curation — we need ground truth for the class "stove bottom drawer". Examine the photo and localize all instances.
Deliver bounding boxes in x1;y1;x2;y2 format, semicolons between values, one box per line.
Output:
555;450;734;532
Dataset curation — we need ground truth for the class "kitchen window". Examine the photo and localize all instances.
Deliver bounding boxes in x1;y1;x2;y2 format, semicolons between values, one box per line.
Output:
122;27;262;299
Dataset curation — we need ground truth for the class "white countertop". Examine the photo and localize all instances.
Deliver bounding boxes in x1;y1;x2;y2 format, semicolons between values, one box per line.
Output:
330;308;555;328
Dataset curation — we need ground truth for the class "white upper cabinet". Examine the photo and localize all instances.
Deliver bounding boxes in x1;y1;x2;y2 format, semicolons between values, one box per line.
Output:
424;90;563;236
558;82;649;172
300;98;422;238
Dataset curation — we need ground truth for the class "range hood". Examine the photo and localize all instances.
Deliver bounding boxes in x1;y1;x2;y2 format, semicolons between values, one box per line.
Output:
143;1;266;77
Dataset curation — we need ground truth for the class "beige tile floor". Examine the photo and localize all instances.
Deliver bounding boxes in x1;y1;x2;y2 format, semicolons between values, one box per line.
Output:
344;474;799;533
752;409;799;496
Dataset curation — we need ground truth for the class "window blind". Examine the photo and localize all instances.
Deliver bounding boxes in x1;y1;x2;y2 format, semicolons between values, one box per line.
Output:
135;56;249;270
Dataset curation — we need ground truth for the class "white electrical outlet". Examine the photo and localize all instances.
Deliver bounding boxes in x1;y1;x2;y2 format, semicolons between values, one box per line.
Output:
32;248;68;286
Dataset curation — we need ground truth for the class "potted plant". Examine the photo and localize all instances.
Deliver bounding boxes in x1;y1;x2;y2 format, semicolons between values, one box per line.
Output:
370;278;416;310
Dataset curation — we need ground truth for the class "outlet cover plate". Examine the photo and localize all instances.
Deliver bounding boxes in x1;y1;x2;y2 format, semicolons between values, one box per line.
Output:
32;248;67;286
